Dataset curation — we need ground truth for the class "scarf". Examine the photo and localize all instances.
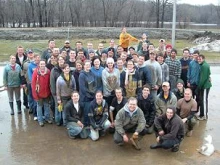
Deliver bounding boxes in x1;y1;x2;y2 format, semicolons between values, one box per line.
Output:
61;72;71;87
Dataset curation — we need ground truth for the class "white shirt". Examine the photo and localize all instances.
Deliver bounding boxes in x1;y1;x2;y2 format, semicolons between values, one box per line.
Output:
73;103;79;113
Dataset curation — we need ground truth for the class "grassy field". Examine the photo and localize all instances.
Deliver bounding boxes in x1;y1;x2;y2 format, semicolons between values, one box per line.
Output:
0;39;219;62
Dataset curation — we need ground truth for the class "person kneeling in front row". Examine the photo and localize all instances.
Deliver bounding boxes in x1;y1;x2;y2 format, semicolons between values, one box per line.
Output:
150;106;185;152
114;97;146;150
65;91;89;139
88;91;111;141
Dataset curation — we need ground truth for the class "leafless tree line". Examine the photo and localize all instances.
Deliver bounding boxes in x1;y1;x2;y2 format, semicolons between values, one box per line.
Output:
0;0;219;28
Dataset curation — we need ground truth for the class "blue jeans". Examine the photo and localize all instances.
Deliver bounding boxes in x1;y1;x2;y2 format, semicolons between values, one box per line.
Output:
53;95;60;124
67;122;88;139
160;138;181;149
89;120;111;141
37;98;51;123
28;84;37;117
55;96;71;126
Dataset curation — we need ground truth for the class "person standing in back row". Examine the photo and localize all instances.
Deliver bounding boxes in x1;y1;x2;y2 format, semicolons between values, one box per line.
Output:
3;55;22;115
197;55;212;120
165;49;181;90
15;46;29;109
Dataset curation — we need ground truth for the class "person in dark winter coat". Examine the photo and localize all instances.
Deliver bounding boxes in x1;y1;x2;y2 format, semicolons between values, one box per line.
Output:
137;85;156;134
150;106;185;152
180;49;191;87
79;60;98;126
65;91;88;139
50;56;65;126
15;46;29;109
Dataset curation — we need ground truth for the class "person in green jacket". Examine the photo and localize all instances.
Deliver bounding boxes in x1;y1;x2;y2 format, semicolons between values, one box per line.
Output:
197;55;212;120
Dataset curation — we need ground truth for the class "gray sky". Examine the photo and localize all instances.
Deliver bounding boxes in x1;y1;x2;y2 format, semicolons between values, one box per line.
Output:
179;0;218;5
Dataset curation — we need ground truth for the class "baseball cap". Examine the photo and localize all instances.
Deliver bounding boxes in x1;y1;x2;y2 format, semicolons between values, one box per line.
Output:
27;49;33;54
65;40;70;44
162;82;170;86
88;49;95;54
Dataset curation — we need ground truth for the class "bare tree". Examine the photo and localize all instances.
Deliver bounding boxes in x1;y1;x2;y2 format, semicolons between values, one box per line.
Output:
0;0;219;28
69;0;83;26
29;0;36;27
101;0;111;27
0;0;5;27
109;0;129;27
37;0;43;27
161;0;170;28
216;1;220;26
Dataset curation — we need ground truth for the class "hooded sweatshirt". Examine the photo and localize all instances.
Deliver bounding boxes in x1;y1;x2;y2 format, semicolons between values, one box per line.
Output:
115;103;146;136
102;67;120;97
155;91;177;116
79;70;97;102
91;66;104;91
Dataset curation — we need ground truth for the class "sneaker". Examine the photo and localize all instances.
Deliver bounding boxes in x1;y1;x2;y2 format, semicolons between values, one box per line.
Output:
186;130;193;137
34;117;38;121
39;122;44;127
56;123;61;126
17;110;22;114
197;116;206;121
45;120;53;124
171;144;179;152
130;138;141;150
150;144;162;149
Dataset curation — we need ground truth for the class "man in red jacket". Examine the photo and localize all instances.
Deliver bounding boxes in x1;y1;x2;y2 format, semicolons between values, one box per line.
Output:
32;60;52;127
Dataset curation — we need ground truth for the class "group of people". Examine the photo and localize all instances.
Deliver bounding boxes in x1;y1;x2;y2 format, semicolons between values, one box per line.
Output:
3;28;212;152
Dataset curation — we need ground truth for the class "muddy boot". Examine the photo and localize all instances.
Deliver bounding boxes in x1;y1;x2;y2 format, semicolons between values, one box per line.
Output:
171;144;180;152
9;102;14;115
16;100;22;114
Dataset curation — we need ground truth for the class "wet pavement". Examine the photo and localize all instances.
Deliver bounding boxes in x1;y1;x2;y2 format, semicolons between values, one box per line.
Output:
0;66;220;165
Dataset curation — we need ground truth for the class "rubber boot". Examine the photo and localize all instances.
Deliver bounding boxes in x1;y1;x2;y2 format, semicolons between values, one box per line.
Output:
9;102;14;115
16;100;22;114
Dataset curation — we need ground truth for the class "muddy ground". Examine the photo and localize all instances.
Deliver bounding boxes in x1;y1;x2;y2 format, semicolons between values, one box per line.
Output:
0;66;220;165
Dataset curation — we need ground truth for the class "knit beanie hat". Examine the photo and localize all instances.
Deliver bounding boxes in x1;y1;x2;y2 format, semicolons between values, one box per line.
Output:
166;44;172;49
176;79;184;86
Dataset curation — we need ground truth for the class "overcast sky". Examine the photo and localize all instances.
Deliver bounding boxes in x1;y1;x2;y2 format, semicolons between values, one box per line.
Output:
178;0;218;5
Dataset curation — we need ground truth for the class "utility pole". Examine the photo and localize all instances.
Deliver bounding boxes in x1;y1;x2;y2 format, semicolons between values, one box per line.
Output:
172;0;177;47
